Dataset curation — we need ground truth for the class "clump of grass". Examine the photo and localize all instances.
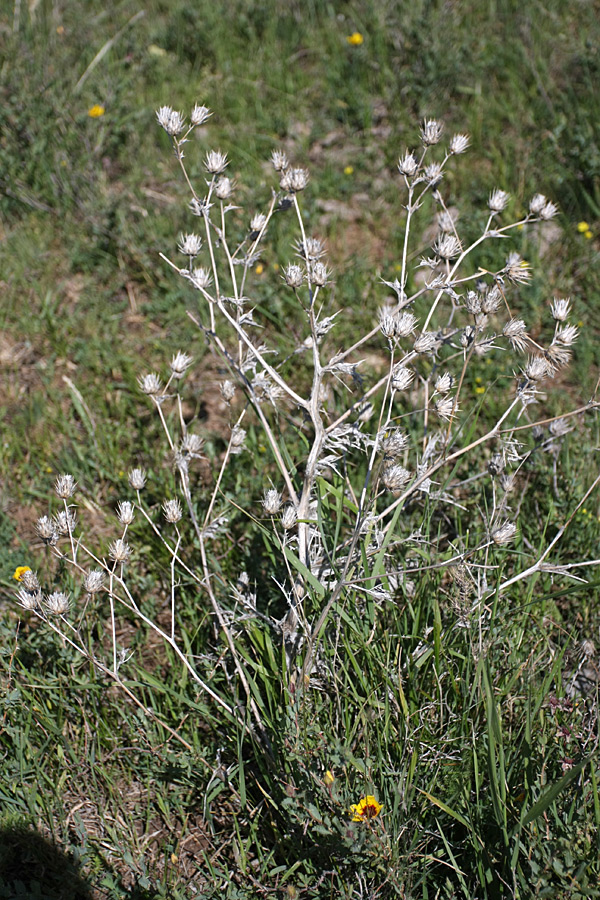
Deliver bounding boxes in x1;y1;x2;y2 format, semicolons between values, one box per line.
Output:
9;102;600;897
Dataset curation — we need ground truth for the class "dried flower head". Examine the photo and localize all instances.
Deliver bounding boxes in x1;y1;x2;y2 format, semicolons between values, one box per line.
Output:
178;233;202;256
280;167;309;192
554;323;578;346
434;396;457;421
488;189;510;213
281;504;298;530
424;162;443;186
529;193;547;215
449;133;470;154
433;234;462;260
215;176;233;200
435;372;454;393
464;290;482;315
550;297;571;322
45;591;70;616
55;474;77;499
54;509;77;535
190;103;211;126
204;150;228;174
19;569;40;592
391;365;415;391
492;521;517;545
539;200;558;220
249;213;268;236
310;261;331;287
220;380;236;403
179;433;204;458
420;119;443;146
395;311;418;338
36;515;58;546
230;424;247;453
382;429;409;458
17;587;41;611
262;488;282;516
271;149;289;172
128;468;147;491
163;499;183;524
524;356;552;382
437;210;457;233
189;267;213;290
481;284;503;314
414;331;439;354
380;313;397;340
117;500;135;526
109;538;131;564
84;570;105;594
138;373;163;396
503;253;531;284
398;151;419;177
170;351;193;379
156;106;186;136
503;318;529;353
283;263;304;288
383;465;411;492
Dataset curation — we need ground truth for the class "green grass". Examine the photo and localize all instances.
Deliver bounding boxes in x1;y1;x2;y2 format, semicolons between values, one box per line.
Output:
1;1;600;897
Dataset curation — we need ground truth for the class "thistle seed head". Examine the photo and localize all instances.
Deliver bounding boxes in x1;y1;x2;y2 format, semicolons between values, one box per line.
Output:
529;193;547;215
190;103;211;126
434;372;454;393
391;365;415;391
204;150;228;174
20;569;40;592
55;474;77;499
310;261;331;286
398;151;419;177
492;521;517;545
45;591;70;616
503;253;531;284
17;587;41;611
381;429;409;458
220;380;236;403
449;133;470;154
179;433;204;457
414;331;439;354
433;234;461;260
36;515;58;546
109;539;131;564
163;499;183;523
54;509;77;535
481;284;503;314
283;263;305;288
550;297;571;322
281;504;298;530
271;149;289;172
128;468;147;491
230;425;247;454
249;213;268;236
190;267;213;290
117;501;135;526
420;118;443;146
434;396;457;421
262;488;282;516
503;318;529;353
488;189;510;213
156;106;186;136
84;570;105;593
178;233;202;256
395;311;418;338
215;176;233;200
170;351;193;379
539;200;558;220
383;465;411;492
138;373;163;396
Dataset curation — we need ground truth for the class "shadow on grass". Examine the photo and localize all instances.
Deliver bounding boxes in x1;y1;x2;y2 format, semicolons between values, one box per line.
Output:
0;825;92;900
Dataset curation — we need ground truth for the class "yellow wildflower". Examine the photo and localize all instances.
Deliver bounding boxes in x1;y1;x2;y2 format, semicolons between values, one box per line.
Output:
255;263;264;275
346;32;364;46
349;795;382;821
475;386;485;394
13;566;32;581
344;165;354;175
577;221;589;233
87;104;105;118
323;770;335;785
584;230;593;240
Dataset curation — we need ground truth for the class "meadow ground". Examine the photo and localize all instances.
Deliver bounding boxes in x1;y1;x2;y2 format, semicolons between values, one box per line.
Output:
1;1;600;897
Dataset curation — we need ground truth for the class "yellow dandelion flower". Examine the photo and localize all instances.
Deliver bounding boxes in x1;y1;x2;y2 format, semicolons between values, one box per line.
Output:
346;32;364;46
577;221;589;233
344;165;354;175
13;566;32;582
349;795;382;822
475;386;485;394
255;263;264;275
584;230;593;240
87;104;105;118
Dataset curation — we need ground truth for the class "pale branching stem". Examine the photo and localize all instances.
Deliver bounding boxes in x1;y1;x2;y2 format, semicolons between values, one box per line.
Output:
293;195;313;302
153;397;175;451
171;528;182;640
444;343;475;445
63;498;77;564
203;409;247;528
187;312;298;504
108;569;117;675
377;395;522;525
215;297;308;409
400;185;416;292
489;471;600;599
